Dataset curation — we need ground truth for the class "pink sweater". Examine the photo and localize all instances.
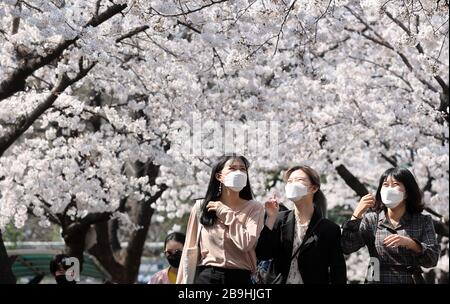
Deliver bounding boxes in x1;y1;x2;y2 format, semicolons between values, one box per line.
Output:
148;268;171;284
176;199;265;283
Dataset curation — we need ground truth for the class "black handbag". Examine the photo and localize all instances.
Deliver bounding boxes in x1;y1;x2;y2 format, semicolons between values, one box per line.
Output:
409;266;426;284
258;246;301;284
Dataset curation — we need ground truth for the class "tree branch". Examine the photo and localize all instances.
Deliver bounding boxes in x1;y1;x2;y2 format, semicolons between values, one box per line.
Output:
95;0;102;16
344;6;440;93
150;0;229;17
335;164;369;198
115;25;149;43
314;36;350;58
380;152;398;167
348;55;413;91
385;10;449;95
0;3;126;101
273;0;297;56
176;20;201;33
0;60;96;157
11;2;21;34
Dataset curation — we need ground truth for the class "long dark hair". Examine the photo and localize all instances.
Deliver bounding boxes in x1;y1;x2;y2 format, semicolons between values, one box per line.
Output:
200;154;254;226
374;167;424;213
284;165;327;217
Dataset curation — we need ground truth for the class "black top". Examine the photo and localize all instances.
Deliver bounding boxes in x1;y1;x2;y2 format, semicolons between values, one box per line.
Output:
256;206;347;284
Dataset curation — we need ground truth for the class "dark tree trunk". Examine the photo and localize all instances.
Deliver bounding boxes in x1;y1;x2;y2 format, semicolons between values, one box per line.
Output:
0;230;16;284
335;164;369;198
122;197;156;283
62;224;90;272
88;161;167;283
88;221;128;283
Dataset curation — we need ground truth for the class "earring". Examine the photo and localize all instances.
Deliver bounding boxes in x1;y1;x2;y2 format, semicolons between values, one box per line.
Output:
219;183;222;194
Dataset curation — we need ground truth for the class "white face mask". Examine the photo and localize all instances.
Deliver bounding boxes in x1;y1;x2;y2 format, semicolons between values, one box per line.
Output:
285;183;308;202
222;171;247;192
380;187;405;209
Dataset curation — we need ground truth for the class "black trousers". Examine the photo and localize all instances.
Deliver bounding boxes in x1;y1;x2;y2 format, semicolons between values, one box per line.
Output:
194;265;253;284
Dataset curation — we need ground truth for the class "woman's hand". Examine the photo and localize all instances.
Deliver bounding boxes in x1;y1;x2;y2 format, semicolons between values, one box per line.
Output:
264;195;279;230
383;234;422;253
352;193;375;219
206;201;224;212
265;197;279;219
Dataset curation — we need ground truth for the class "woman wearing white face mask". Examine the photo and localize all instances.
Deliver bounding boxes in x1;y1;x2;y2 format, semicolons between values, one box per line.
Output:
256;165;347;284
176;154;265;284
341;167;439;284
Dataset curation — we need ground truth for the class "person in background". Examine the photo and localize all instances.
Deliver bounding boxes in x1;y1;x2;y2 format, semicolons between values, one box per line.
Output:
149;232;186;284
49;254;77;284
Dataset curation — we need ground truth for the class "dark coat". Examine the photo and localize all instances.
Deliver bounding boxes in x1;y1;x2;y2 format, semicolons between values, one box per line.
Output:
256;206;347;284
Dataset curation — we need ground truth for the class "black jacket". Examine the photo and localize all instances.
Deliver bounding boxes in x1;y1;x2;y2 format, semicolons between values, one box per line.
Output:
256;206;347;284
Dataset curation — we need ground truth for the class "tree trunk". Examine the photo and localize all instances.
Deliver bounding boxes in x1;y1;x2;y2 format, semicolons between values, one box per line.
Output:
62;224;90;272
88;221;128;283
0;230;16;284
88;161;167;283
122;198;155;283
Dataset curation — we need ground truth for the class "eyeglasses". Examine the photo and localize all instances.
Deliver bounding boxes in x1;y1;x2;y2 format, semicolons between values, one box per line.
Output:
287;177;310;184
164;249;183;256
